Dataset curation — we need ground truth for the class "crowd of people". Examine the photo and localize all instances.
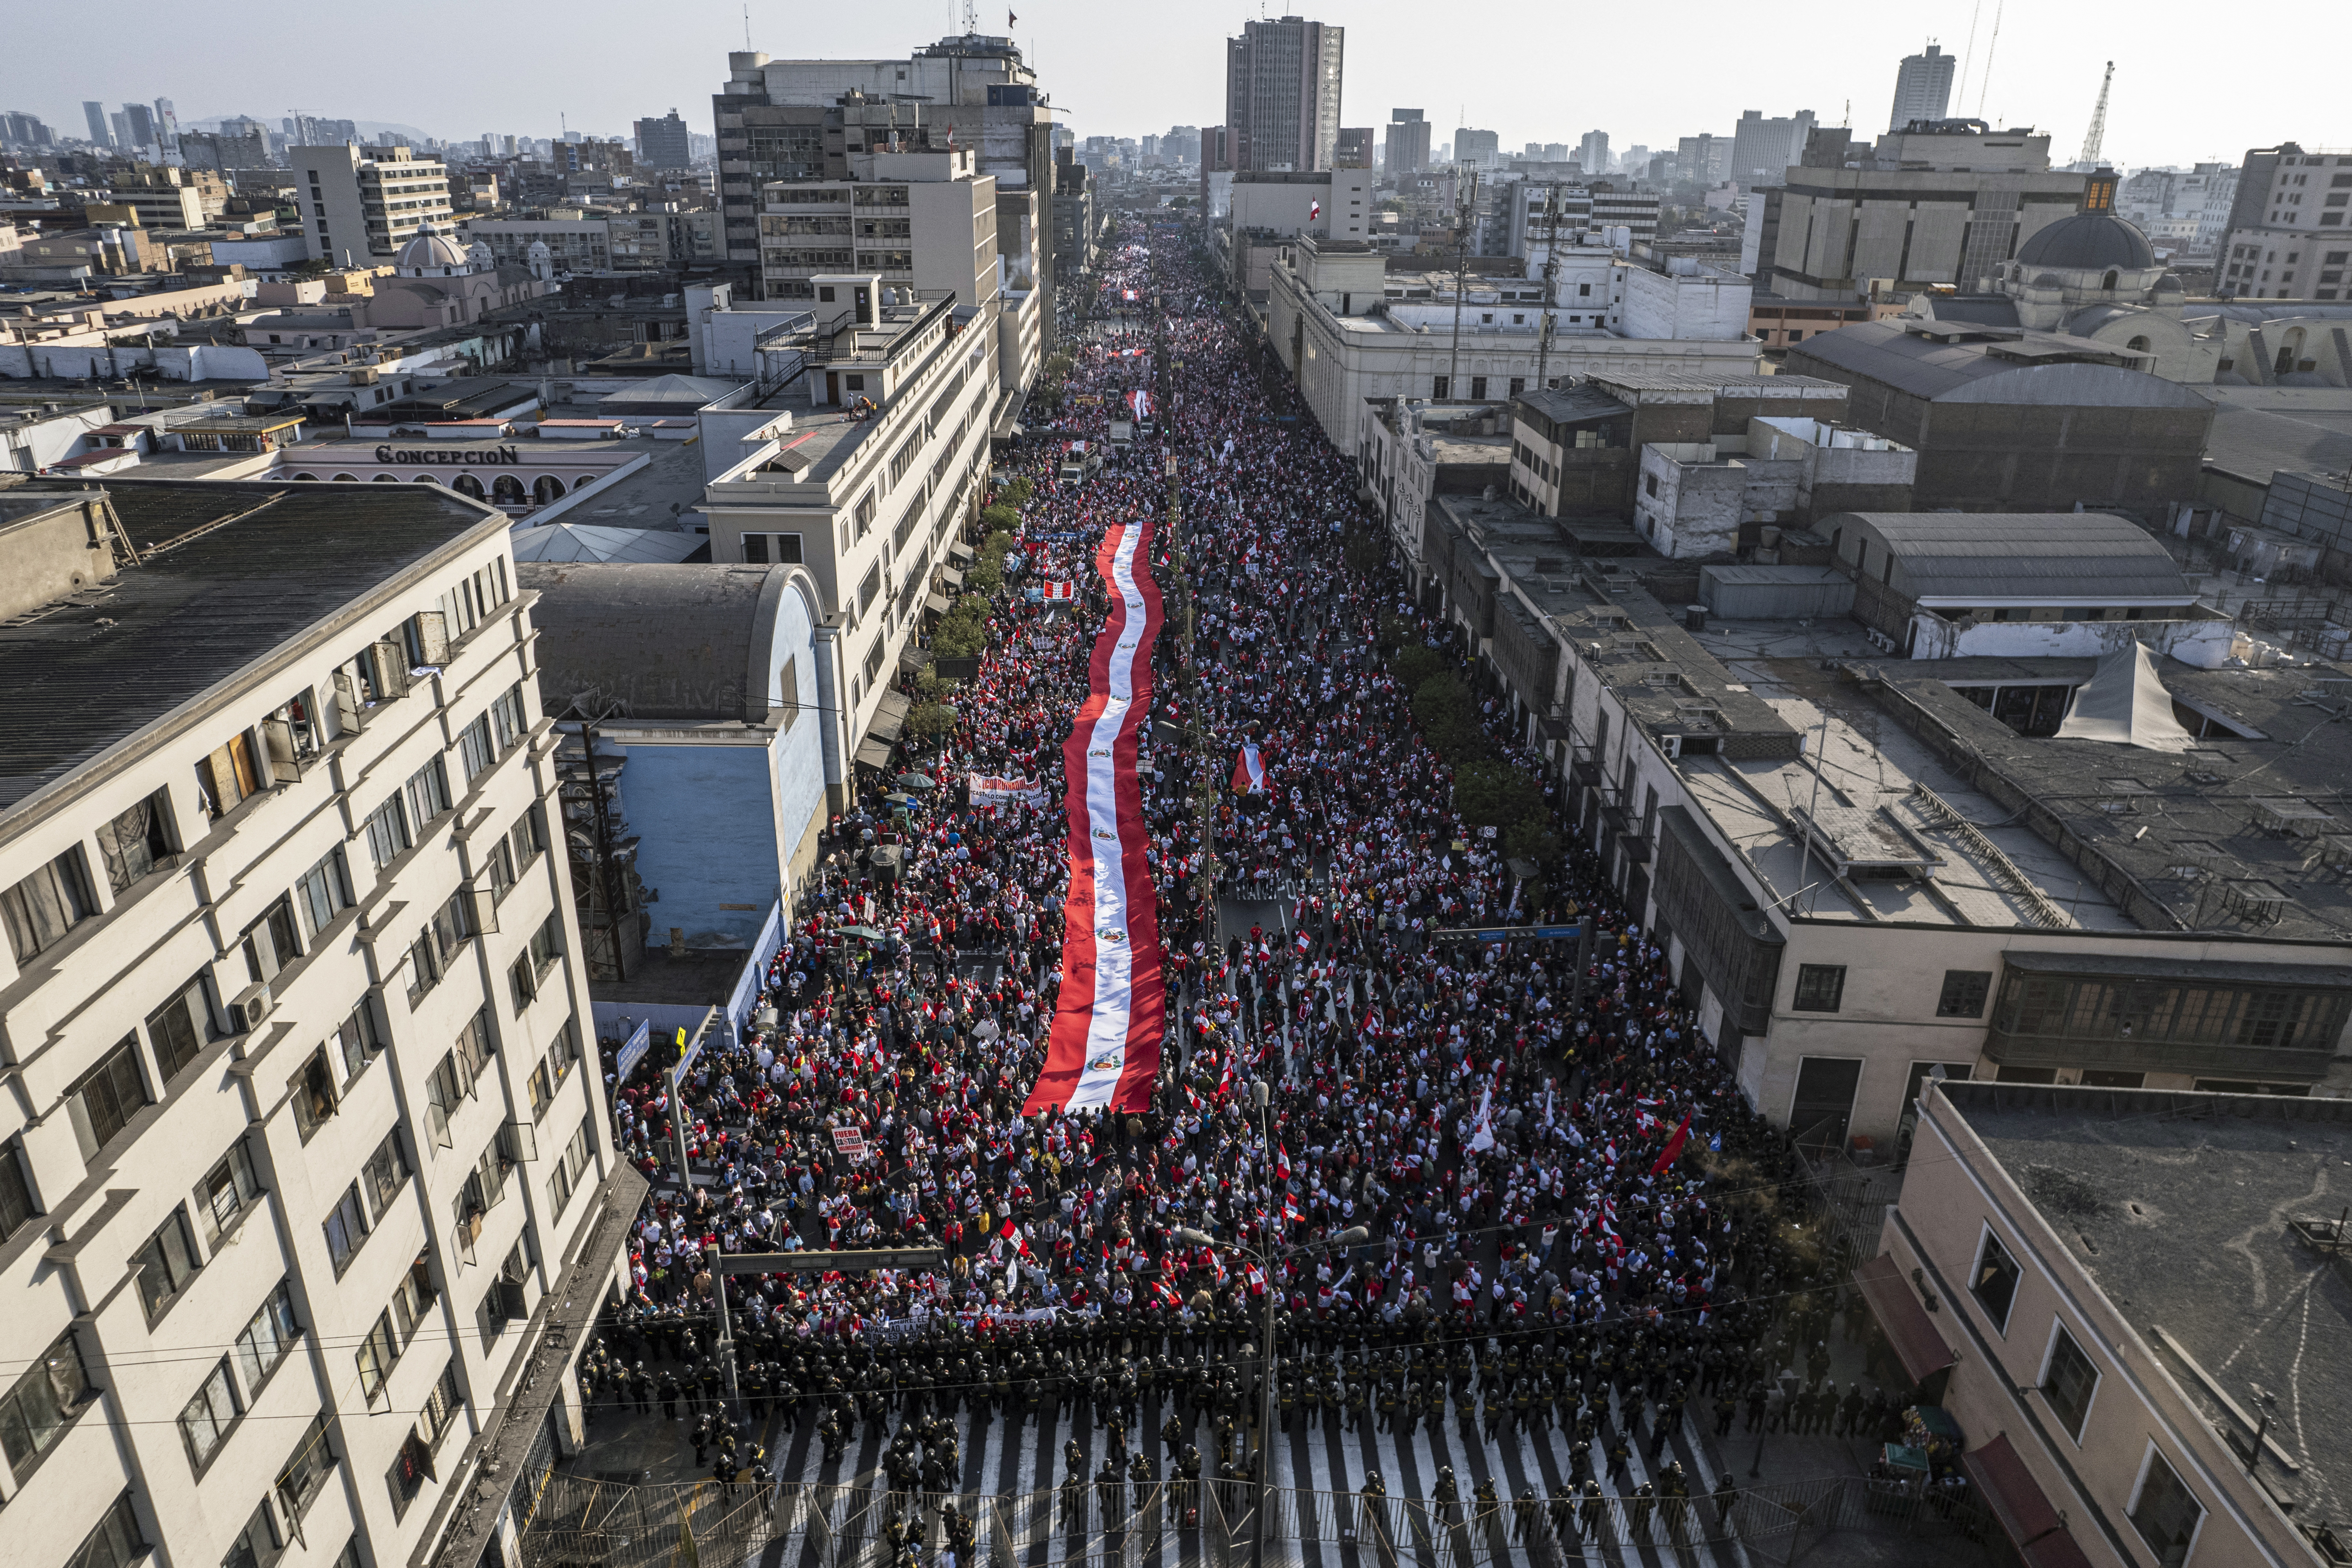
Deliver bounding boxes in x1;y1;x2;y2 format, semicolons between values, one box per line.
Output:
573;215;1905;1551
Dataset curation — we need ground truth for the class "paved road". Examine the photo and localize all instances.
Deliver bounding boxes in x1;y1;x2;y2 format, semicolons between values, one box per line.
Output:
737;1384;1751;1568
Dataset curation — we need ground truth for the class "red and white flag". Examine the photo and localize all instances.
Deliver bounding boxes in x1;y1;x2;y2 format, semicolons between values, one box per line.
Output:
1275;1143;1292;1182
1650;1112;1693;1176
1042;580;1075;602
1309;200;1322;222
1130;388;1152;421
1232;743;1266;794
1021;520;1167;1115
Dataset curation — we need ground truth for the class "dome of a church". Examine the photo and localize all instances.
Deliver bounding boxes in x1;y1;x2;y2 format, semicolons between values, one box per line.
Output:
397;225;470;272
2016;212;2156;272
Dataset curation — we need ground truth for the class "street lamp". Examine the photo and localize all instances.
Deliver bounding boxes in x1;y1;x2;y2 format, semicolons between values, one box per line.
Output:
1175;1085;1368;1567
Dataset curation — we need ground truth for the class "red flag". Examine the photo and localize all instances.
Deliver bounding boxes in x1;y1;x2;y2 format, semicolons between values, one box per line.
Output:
1275;1143;1292;1182
1650;1113;1692;1176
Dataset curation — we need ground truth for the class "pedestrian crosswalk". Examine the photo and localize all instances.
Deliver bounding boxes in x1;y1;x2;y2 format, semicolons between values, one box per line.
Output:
749;1387;1749;1567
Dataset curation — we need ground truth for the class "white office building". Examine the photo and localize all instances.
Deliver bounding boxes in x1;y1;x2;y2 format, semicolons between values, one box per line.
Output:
0;477;635;1568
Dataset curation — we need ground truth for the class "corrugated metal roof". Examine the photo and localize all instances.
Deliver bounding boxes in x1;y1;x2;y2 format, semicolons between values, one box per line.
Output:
1836;511;2192;596
520;562;782;723
0;480;501;813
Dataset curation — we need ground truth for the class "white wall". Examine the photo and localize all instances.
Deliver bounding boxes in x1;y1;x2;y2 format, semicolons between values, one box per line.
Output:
1618;263;1754;341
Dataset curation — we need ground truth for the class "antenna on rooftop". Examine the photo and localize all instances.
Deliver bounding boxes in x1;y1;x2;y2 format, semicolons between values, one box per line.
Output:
744;3;752;48
1954;0;1981;109
1974;0;2004;117
2076;61;2114;167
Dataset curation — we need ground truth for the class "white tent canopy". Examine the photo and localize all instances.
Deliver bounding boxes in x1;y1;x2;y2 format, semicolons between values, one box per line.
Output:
2053;643;2197;751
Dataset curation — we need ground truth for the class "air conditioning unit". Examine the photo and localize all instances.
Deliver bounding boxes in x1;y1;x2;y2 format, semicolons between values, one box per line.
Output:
1660;734;1683;760
228;981;273;1033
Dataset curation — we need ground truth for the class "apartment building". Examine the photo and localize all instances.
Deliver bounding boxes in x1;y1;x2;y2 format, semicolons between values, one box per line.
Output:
694;277;1000;808
1865;1082;2349;1568
2216;143;2352;299
1267;233;1759;453
1407;489;2352;1157
291;145;453;265
0;478;632;1568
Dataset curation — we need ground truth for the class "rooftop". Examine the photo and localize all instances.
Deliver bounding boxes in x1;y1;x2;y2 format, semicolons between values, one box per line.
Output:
0;477;501;815
1944;1081;2352;1526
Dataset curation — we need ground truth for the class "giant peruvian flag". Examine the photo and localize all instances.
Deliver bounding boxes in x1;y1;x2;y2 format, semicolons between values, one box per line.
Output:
1232;742;1266;794
1023;520;1166;1113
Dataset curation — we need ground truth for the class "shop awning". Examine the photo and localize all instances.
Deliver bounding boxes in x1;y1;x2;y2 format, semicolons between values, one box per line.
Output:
869;689;911;743
1963;1435;2093;1568
853;737;894;770
924;593;951;615
941;567;966;589
1852;1254;1956;1381
947;542;975;563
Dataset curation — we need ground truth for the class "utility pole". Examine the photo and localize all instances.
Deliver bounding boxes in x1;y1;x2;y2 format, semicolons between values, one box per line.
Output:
1446;167;1478;399
576;723;629;981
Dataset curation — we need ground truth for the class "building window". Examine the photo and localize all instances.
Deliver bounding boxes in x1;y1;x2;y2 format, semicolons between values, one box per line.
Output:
235;1282;300;1391
742;532;805;564
331;995;386;1084
290;1050;339;1141
147;973;218;1084
222;1499;279;1568
198;1138;262;1246
1936;970;1991;1019
1469;376;1488;399
63;1493;144;1568
133;1207;202;1321
0;1330;93;1476
94;790;174;893
549;1115;595;1215
2129;1449;2203;1568
1969;1225;2023;1333
0;1136;36;1242
1;845;99;965
324;1182;371;1275
489;684;528;753
404;757;452;831
1432;375;1449;399
2042;1322;2100;1441
242;895;302;985
362;795;410;870
69;1037;150;1160
179;1357;241;1469
457;715;496;784
1792;964;1846;1013
277;1413;338;1523
294;848;355;940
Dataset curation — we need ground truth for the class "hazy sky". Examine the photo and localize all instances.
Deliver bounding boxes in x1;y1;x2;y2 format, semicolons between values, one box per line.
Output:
3;0;2340;171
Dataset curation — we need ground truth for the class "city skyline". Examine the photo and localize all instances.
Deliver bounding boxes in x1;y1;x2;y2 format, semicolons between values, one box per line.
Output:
1;0;2340;172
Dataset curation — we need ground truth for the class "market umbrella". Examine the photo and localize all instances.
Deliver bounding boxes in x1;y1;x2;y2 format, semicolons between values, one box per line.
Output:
837;925;885;941
894;774;940;792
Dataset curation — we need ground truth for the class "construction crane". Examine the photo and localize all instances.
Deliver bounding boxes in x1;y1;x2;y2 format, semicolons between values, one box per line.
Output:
2077;61;2114;167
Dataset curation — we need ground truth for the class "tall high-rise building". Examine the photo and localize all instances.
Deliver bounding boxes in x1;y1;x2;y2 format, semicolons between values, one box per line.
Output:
712;35;1060;334
292;143;454;264
121;102;157;152
1223;14;1344;173
1888;44;1956;131
1388;109;1430;174
1;111;54;149
1728;107;1816;188
108;111;131;149
633;109;692;170
83;100;110;146
1452;126;1500;168
1578;131;1611;177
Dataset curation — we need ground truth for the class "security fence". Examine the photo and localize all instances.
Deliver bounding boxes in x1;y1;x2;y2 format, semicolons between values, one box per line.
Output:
516;1467;2010;1568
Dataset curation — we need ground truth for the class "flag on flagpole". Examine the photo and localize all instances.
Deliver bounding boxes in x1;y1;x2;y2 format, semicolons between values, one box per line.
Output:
1275;1143;1292;1182
1469;1084;1496;1152
1309;200;1322;222
1232;743;1266;794
1650;1112;1693;1176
